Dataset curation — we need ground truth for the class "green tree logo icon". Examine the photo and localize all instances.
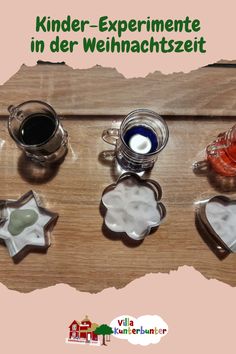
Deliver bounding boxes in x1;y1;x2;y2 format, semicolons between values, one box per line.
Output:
94;324;113;346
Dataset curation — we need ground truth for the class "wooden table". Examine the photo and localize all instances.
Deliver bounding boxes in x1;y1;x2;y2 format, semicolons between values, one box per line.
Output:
1;61;236;116
0;115;236;292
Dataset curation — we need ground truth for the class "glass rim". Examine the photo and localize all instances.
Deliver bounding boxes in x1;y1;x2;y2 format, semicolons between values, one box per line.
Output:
8;100;60;148
120;108;169;156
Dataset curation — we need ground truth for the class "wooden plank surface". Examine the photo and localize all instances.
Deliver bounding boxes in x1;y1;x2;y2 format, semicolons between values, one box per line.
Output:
0;116;236;293
0;62;236;116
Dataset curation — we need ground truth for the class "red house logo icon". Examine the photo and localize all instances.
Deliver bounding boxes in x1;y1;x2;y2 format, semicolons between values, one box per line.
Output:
68;315;99;344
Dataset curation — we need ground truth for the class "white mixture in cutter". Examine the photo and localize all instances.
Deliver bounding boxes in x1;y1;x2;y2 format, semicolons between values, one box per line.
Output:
205;201;236;252
102;178;161;240
0;197;52;257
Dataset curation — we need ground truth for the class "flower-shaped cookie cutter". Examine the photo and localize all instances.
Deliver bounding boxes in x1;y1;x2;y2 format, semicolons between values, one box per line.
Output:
0;190;58;262
101;172;166;241
196;195;236;259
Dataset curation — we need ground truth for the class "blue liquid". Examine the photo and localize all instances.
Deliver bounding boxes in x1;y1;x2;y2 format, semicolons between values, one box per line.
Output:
124;126;158;153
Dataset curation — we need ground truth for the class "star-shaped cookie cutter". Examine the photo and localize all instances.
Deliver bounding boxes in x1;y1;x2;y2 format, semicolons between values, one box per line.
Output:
0;190;58;262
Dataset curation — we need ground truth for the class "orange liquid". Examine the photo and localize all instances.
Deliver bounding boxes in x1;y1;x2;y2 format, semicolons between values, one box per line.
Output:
207;135;236;176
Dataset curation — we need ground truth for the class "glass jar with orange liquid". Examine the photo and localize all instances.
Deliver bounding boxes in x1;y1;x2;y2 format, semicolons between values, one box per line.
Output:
206;125;236;176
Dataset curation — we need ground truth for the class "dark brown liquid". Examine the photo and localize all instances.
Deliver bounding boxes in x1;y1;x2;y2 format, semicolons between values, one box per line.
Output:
19;114;56;145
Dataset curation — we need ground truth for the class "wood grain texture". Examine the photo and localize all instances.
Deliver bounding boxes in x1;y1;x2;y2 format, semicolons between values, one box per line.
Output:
0;62;236;116
0;116;236;293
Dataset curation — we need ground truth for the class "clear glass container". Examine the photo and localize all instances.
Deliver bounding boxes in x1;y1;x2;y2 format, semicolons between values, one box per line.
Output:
206;124;236;176
102;109;169;172
8;100;68;165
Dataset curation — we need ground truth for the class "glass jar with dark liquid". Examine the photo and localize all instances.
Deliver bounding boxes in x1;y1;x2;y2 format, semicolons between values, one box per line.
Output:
8;100;68;164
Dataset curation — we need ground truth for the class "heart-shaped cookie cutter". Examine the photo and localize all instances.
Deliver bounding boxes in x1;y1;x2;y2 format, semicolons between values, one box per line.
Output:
196;195;236;258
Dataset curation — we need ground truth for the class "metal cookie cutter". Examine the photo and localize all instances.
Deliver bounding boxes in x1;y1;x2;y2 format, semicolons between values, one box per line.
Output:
101;172;166;241
196;195;236;259
0;190;58;262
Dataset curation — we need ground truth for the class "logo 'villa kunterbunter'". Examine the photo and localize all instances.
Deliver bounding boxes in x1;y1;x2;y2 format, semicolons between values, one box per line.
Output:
113;316;167;335
66;314;168;347
110;315;168;345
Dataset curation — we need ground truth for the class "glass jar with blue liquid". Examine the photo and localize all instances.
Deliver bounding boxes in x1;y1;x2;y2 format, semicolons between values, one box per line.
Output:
102;109;169;172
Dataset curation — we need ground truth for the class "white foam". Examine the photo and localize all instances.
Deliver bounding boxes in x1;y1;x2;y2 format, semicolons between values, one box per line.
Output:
129;134;152;154
102;178;161;240
205;201;236;251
